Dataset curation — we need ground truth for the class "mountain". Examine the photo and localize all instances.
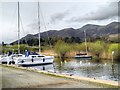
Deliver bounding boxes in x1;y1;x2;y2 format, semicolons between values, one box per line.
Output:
11;22;120;44
77;22;119;37
39;22;119;38
39;28;83;38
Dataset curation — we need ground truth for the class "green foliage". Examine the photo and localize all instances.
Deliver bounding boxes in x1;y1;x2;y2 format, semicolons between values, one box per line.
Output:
109;44;119;53
0;46;2;54
2;37;120;62
88;41;104;58
2;45;14;54
54;40;71;60
12;36;82;46
64;37;81;43
74;43;86;52
19;44;28;53
108;43;120;60
2;44;30;54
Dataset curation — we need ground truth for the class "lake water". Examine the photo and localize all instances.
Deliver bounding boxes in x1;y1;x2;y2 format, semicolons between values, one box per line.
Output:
30;58;120;81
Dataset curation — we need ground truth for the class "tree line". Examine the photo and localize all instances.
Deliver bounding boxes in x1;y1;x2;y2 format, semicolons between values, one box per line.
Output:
10;35;119;46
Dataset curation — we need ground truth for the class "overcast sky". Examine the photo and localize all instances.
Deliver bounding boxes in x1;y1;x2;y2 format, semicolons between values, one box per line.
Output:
0;0;119;43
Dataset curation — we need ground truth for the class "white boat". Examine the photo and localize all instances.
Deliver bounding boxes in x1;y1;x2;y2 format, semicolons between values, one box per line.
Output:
0;53;54;66
0;55;10;64
0;52;13;64
0;55;3;62
2;2;54;66
12;53;54;66
73;30;92;59
74;53;92;59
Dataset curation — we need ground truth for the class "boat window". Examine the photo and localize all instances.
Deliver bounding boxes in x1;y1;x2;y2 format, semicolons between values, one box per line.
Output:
38;56;44;57
18;55;22;57
32;56;36;58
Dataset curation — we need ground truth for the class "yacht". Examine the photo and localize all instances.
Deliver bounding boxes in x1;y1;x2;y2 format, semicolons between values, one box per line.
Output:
4;2;54;66
12;52;54;66
74;52;92;59
74;30;92;59
0;52;13;64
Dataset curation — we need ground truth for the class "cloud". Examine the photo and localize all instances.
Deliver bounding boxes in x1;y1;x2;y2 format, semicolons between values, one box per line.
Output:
69;1;119;22
50;10;70;23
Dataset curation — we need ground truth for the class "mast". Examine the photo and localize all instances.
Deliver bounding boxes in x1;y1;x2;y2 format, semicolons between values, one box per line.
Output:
38;1;41;53
18;2;20;54
84;30;88;54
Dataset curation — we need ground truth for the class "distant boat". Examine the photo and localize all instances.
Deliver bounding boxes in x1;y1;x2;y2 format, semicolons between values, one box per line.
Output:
74;52;92;59
4;2;54;66
74;30;92;60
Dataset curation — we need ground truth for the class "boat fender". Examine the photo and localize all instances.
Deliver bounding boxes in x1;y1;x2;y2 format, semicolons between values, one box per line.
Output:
9;61;11;64
43;58;45;62
12;61;15;64
21;60;24;63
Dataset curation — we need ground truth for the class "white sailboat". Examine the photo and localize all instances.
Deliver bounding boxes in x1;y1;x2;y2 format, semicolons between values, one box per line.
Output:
0;54;12;64
74;30;92;59
6;2;54;66
0;49;14;64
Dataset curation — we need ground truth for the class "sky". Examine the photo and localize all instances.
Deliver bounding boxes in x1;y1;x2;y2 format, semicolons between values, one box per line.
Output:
0;0;119;43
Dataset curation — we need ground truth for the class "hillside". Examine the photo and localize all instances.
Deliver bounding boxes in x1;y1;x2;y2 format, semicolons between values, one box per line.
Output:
11;22;120;44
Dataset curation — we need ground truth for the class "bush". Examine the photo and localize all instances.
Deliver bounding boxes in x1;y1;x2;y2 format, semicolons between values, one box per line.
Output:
74;43;86;53
88;41;104;59
54;40;71;61
108;43;120;61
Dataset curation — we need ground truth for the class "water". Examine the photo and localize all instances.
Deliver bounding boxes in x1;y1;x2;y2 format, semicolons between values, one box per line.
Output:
29;58;120;81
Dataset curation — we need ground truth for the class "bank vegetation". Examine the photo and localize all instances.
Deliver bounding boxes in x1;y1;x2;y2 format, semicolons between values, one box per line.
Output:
1;40;120;62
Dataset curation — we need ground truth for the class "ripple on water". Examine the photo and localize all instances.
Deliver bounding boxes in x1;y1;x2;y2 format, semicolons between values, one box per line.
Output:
29;59;119;81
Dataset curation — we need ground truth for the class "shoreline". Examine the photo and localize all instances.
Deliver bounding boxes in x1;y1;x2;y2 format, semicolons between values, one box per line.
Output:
1;64;119;88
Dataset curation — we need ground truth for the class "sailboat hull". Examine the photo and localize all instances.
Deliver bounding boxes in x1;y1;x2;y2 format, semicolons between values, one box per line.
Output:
74;55;92;60
17;60;54;66
13;54;54;66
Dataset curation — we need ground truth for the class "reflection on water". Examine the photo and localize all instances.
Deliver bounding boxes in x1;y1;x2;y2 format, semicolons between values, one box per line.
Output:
30;58;119;81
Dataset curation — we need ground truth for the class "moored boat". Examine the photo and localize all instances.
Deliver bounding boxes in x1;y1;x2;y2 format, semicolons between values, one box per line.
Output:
74;53;92;59
0;52;13;64
13;54;54;67
2;2;54;66
73;30;92;59
12;52;54;66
